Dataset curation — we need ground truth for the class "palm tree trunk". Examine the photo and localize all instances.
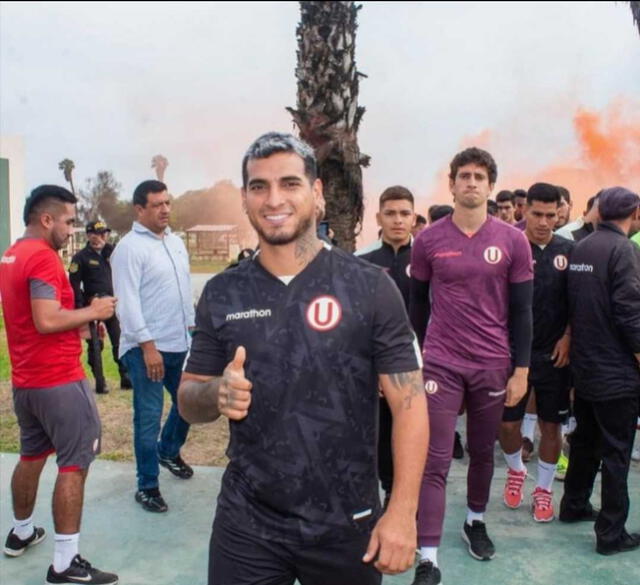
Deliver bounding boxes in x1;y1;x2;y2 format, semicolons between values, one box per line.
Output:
287;1;370;252
631;1;640;36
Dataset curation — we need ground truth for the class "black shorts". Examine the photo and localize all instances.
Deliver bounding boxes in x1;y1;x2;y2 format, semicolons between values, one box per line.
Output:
503;360;570;424
13;379;101;470
209;515;381;585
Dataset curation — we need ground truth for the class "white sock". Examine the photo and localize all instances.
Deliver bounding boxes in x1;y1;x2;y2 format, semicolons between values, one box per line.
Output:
537;459;557;492
561;422;569;437
503;449;526;473
567;416;577;434
53;533;79;573
13;515;34;540
419;546;438;567
466;508;484;525
521;414;537;441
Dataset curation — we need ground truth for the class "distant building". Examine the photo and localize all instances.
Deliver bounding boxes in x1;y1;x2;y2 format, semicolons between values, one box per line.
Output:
0;136;26;253
185;224;240;261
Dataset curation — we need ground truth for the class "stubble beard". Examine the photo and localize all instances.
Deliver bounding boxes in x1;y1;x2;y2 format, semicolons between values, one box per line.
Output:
249;212;314;246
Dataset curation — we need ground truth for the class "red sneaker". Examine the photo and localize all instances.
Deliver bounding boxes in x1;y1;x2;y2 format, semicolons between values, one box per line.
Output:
532;487;554;522
503;468;527;509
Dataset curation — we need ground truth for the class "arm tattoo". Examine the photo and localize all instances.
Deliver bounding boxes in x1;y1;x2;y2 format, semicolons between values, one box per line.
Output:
388;370;424;410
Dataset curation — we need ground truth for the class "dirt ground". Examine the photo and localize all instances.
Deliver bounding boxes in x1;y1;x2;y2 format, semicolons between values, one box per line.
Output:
0;380;230;467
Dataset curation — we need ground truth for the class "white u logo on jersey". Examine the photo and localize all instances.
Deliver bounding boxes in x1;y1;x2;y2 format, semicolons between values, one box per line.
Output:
425;380;439;395
483;246;503;265
553;255;568;271
306;295;343;332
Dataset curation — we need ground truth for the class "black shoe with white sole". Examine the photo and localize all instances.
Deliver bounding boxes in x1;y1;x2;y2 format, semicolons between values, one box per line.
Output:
45;555;118;584
159;454;193;479
3;527;46;557
411;560;442;585
462;520;495;560
135;488;168;513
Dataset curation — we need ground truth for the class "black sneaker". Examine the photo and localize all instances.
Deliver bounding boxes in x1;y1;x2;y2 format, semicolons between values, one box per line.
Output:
135;488;168;513
558;502;599;523
3;526;46;557
119;374;132;390
45;554;118;584
95;380;108;394
596;531;640;556
462;520;495;560
159;454;193;479
411;560;442;585
453;431;464;459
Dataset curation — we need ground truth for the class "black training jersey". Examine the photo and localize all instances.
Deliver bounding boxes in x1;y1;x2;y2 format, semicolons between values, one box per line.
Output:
186;245;420;545
359;240;411;308
530;235;574;356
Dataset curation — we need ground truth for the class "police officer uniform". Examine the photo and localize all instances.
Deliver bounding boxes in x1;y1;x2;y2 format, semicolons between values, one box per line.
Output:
69;221;131;392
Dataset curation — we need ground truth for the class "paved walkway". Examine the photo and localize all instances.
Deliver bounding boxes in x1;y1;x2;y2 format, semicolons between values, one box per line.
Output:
1;452;639;585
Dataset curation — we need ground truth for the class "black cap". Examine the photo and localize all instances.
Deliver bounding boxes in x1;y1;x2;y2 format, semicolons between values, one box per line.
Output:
598;187;640;221
86;220;110;234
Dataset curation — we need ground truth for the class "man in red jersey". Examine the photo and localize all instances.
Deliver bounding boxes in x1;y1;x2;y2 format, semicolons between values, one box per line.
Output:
0;185;118;585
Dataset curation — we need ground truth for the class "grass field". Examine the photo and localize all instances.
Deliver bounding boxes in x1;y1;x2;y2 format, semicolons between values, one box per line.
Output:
0;310;229;465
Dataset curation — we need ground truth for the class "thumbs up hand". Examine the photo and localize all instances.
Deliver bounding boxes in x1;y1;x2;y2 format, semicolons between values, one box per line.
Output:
218;346;253;420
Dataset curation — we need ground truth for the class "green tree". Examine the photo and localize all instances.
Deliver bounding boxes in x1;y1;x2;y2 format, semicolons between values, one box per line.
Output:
58;158;76;195
78;171;134;234
287;1;369;252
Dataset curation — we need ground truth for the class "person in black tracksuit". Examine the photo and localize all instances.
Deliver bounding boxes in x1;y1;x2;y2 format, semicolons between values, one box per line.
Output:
358;186;414;506
560;187;640;555
499;183;574;521
69;221;131;392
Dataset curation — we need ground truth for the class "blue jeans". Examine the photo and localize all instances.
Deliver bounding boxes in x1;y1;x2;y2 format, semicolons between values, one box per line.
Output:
122;348;189;490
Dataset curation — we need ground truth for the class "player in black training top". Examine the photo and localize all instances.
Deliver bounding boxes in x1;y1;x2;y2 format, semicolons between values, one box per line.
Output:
358;185;414;508
499;183;574;522
178;132;429;585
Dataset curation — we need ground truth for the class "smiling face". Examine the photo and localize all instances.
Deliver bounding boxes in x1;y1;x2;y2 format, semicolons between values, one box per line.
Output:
450;163;494;209
242;151;322;247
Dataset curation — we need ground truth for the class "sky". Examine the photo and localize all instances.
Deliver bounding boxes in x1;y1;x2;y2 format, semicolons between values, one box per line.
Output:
1;1;639;237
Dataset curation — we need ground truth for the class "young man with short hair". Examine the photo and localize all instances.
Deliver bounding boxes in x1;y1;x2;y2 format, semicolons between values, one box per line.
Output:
410;148;533;585
499;183;574;523
496;190;517;225
360;185;416;506
1;185;118;584
514;189;527;222
178;132;429;584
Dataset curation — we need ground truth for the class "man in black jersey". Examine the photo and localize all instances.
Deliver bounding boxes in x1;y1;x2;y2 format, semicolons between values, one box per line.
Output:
177;132;429;584
498;183;573;523
359;186;415;507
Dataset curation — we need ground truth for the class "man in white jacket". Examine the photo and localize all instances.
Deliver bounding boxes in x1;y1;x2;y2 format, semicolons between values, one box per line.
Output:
111;180;195;513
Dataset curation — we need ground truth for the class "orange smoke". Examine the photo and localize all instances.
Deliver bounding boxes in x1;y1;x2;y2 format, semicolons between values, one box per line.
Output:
424;98;640;222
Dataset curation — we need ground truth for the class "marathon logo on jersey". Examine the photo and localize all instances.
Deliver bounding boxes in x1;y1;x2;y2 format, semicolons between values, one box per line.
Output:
483;246;503;265
225;308;272;321
424;380;439;395
306;295;342;332
569;263;594;273
0;255;16;264
434;251;462;259
553;255;568;271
